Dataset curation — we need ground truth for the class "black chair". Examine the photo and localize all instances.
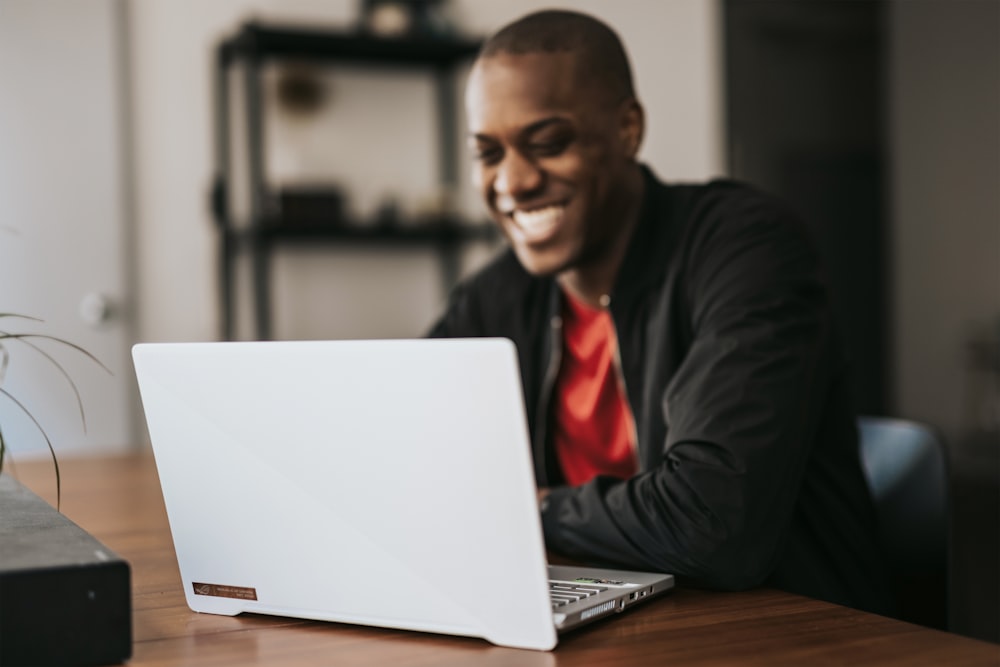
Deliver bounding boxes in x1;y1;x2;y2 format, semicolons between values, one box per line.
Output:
858;416;948;629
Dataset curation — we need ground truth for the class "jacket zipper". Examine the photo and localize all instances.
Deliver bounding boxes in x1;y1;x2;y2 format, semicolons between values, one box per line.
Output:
609;311;641;471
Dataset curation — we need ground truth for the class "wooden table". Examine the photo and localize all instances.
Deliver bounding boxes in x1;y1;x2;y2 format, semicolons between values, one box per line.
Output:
11;454;999;666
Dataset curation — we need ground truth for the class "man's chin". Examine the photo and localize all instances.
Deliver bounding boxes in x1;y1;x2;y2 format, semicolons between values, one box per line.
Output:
511;245;572;278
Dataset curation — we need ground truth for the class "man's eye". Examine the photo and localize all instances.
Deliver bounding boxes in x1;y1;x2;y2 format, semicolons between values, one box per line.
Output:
473;146;503;165
529;138;569;157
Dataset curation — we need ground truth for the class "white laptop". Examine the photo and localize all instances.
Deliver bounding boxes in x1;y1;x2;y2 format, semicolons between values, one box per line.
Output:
132;338;673;651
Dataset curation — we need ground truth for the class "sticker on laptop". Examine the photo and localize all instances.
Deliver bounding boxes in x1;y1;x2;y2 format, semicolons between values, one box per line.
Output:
573;577;628;586
192;582;258;600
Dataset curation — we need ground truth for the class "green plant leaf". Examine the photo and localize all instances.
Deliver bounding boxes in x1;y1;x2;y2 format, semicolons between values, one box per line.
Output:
0;331;112;431
0;344;5;476
0;342;7;390
0;332;112;374
0;387;61;510
0;318;107;511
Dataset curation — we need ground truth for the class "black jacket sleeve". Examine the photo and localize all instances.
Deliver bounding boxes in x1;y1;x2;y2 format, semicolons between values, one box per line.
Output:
540;195;840;590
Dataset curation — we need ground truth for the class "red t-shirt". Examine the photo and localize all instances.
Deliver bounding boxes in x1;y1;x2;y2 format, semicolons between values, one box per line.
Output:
553;291;638;487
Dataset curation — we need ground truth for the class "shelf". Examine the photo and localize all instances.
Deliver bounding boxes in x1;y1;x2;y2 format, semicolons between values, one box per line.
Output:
213;20;486;341
220;22;482;67
229;220;498;245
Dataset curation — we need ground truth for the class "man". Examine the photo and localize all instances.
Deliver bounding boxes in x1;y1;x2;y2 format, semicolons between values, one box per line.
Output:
430;9;891;614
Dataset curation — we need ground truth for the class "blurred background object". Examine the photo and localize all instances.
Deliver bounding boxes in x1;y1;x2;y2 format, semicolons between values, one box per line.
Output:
359;0;456;38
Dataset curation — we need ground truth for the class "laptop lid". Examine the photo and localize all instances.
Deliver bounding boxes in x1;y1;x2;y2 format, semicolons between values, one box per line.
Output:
133;338;558;650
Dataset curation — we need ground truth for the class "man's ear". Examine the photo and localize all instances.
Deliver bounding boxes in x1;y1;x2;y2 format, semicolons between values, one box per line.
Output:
619;99;645;159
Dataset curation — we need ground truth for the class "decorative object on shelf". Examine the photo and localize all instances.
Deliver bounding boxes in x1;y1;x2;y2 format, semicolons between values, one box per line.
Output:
375;196;402;229
274;63;329;117
359;0;456;38
275;184;347;228
413;183;458;223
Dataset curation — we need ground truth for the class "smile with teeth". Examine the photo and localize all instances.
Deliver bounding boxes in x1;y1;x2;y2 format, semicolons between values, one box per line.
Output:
509;205;565;241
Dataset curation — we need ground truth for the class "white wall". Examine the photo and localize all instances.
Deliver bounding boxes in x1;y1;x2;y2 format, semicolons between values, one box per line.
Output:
889;0;1000;449
0;0;134;458
127;0;724;344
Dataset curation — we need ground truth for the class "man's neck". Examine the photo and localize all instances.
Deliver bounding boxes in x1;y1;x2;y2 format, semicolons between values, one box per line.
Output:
558;164;644;308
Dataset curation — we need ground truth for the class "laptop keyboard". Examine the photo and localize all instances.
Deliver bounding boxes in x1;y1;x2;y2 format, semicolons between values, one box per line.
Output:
549;581;609;609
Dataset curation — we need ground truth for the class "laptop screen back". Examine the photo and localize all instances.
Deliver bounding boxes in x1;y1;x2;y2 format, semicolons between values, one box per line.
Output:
133;338;558;650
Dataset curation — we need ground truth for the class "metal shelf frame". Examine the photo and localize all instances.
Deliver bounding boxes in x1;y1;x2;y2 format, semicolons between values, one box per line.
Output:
211;22;488;340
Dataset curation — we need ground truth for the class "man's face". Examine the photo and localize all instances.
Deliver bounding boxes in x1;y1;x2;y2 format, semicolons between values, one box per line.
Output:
465;51;640;277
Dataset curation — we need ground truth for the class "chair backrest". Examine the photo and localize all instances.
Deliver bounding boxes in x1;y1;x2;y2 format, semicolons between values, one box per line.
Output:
857;416;948;629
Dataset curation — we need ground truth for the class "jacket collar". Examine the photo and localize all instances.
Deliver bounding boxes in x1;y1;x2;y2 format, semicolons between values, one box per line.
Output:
609;164;675;302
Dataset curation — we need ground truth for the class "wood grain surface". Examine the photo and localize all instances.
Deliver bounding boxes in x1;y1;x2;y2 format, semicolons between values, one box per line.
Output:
9;454;998;666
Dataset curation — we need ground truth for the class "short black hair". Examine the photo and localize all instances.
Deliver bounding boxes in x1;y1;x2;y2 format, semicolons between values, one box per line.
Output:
478;10;636;104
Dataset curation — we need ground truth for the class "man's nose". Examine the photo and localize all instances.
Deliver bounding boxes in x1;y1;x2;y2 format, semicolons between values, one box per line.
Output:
494;151;542;201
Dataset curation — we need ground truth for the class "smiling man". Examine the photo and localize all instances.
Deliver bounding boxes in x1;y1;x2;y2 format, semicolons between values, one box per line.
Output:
430;9;891;614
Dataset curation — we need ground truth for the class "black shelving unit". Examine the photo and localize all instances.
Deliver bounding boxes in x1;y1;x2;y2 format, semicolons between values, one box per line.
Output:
211;21;492;341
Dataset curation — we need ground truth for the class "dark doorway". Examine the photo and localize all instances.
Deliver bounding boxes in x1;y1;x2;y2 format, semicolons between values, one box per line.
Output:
725;0;888;416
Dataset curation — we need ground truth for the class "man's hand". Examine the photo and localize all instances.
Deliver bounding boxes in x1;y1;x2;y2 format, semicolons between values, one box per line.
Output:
535;488;581;565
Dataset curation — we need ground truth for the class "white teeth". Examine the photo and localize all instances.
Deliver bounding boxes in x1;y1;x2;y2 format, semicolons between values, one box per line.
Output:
512;206;564;237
